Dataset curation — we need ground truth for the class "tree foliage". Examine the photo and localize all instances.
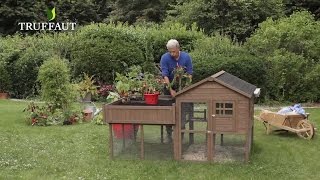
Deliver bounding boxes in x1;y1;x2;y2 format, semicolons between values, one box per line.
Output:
108;0;175;24
38;57;76;110
166;0;285;41
246;11;320;102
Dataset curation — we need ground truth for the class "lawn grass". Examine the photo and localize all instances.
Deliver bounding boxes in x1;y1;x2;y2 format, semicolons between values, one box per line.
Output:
1;99;320;179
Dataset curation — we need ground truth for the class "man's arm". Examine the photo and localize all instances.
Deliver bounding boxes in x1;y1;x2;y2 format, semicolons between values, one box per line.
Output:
163;76;176;97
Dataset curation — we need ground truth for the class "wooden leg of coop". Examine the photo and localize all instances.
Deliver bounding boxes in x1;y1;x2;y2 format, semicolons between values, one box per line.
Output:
220;134;224;146
122;124;125;148
189;121;194;144
161;125;164;143
109;124;114;159
140;125;144;159
207;131;213;161
173;125;179;160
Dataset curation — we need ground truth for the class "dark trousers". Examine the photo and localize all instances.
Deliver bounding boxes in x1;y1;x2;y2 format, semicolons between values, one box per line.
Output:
163;86;173;137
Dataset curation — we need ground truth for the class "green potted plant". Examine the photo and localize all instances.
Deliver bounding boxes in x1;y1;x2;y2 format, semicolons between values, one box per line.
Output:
78;73;99;102
171;65;192;92
114;65;143;103
0;62;12;99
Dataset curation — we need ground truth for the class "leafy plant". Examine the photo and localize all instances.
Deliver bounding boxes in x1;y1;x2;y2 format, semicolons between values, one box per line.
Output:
78;73;99;100
23;102;57;126
98;84;113;97
106;91;120;103
0;61;12;93
171;65;192;92
142;73;164;94
114;65;143;102
38;57;77;116
93;114;104;125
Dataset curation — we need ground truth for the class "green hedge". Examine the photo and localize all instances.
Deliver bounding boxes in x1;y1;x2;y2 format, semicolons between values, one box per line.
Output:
0;33;73;98
245;11;320;102
191;35;268;90
70;23;149;84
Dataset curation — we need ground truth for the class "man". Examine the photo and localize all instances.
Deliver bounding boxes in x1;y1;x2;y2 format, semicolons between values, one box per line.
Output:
160;39;193;142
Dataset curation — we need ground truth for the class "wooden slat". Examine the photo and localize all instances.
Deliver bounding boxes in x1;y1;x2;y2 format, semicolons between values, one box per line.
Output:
180;130;208;134
197;82;225;89
105;104;175;124
178;94;248;100
140;125;144;159
109;124;113;159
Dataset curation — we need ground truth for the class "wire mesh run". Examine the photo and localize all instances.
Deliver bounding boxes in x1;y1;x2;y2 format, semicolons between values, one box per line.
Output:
111;124;173;160
180;102;247;162
213;134;246;162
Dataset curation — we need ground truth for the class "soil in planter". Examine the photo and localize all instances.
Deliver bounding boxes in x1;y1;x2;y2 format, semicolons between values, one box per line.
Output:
115;99;175;106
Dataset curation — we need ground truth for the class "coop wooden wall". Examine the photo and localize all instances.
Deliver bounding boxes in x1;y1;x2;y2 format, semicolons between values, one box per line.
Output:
176;81;252;133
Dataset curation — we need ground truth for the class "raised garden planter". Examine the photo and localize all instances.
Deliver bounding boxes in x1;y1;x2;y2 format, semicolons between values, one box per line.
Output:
104;96;175;125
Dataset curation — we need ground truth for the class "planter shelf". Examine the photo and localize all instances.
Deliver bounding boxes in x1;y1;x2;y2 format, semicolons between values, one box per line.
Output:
104;96;175;125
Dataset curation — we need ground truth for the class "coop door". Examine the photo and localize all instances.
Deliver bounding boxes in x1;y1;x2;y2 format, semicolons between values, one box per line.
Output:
180;102;210;161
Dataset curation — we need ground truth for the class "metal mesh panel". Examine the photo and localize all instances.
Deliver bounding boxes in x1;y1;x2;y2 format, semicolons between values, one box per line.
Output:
111;124;140;160
181;133;208;161
213;134;246;162
181;102;208;131
139;125;173;160
111;124;173;160
181;102;209;161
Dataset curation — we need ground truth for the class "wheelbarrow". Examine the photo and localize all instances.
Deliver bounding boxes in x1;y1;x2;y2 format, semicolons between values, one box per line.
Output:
255;110;315;140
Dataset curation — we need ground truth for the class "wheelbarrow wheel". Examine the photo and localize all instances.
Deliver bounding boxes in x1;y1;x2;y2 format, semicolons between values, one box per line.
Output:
296;120;315;140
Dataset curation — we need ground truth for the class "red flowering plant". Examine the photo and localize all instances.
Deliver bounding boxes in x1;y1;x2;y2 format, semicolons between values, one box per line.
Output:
141;73;165;95
23;102;53;126
98;84;114;97
23;102;81;126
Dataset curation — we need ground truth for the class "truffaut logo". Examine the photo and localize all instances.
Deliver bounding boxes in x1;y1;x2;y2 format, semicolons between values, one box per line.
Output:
18;4;76;31
47;6;56;21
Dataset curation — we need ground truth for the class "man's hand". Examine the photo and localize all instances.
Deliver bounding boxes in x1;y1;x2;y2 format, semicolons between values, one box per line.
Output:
170;89;176;97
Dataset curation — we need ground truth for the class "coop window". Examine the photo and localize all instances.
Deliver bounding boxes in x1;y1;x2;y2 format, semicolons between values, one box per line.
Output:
215;102;233;116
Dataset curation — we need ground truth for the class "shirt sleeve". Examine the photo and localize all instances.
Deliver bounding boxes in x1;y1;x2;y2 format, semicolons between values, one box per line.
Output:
160;55;169;77
185;54;193;75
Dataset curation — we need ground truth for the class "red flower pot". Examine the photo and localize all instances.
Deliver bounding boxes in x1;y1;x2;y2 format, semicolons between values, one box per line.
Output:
144;93;159;105
0;93;9;99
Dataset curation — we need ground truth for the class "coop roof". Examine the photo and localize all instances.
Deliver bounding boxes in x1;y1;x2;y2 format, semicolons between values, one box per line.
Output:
175;70;257;98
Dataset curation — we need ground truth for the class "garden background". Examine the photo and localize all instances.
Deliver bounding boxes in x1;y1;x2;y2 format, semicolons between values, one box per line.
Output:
1;1;320;179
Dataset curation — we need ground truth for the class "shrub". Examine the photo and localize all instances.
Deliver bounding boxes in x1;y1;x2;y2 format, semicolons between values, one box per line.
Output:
246;11;320;62
245;11;320;102
0;61;12;93
70;23;148;84
265;50;318;102
0;33;74;98
38;56;76;110
191;35;267;89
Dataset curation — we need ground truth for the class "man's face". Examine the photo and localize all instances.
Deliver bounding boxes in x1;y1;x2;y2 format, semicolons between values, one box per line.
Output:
168;47;180;59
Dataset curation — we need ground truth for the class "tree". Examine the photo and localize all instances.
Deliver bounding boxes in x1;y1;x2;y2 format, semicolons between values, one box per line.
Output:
284;0;320;19
108;0;175;24
166;0;285;41
245;11;320;102
0;0;46;35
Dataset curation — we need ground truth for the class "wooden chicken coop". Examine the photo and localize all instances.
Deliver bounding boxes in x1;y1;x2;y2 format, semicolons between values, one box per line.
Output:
104;70;260;162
